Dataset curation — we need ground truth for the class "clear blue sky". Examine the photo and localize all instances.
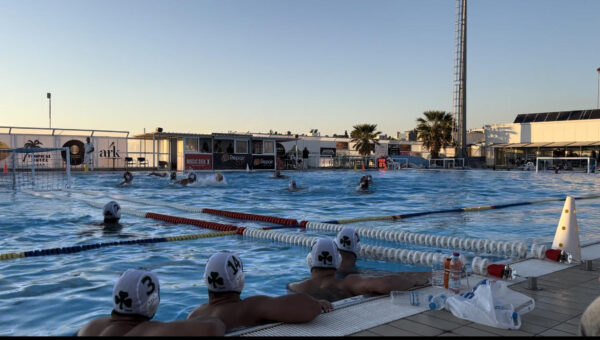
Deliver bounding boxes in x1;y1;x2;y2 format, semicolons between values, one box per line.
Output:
1;0;599;137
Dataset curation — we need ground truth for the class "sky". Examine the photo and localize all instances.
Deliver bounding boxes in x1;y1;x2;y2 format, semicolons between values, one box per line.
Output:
1;0;599;137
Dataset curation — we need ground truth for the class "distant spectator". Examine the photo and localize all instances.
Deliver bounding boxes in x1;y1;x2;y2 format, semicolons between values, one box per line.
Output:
84;137;95;171
302;147;309;170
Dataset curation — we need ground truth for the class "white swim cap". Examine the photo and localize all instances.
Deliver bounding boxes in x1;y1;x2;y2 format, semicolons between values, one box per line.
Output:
335;226;361;257
103;201;121;222
204;251;245;294
307;238;342;270
112;269;160;319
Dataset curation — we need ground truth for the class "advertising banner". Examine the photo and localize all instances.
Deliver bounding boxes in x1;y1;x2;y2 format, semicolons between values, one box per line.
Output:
213;153;251;170
252;155;275;170
58;137;86;166
184;153;213;170
95;137;128;169
12;135;59;168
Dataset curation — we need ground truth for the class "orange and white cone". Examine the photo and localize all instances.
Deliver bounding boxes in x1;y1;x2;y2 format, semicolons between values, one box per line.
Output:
551;196;582;262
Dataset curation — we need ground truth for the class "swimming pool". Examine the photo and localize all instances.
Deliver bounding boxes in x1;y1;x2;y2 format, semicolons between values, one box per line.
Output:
1;169;600;335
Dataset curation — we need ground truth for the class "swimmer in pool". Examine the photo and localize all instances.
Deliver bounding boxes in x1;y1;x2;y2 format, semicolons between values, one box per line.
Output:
287;238;430;302
77;269;225;336
272;171;288;179
288;180;305;192
186;251;332;333
358;176;369;190
215;173;224;182
102;201;122;228
148;171;168;177
117;171;133;186
175;172;197;186
169;171;177;181
333;227;361;277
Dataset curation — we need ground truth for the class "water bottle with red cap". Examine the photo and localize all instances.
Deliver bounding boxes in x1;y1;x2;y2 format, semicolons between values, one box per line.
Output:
449;252;462;293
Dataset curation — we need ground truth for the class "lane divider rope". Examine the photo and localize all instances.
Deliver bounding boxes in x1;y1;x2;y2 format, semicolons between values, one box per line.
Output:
0;231;236;261
303;221;528;259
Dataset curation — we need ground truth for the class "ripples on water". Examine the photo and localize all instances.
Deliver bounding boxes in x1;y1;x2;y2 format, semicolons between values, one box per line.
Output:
1;169;600;335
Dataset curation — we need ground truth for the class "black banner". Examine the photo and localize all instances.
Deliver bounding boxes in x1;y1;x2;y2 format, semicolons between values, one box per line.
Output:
320;148;336;157
252;155;275;170
61;139;85;165
276;143;286;157
213;153;251;170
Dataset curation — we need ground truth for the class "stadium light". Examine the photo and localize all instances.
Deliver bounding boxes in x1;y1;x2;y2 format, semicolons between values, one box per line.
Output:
597;67;600;109
47;92;51;128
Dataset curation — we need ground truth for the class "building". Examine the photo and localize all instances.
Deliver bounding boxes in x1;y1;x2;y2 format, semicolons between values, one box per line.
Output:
484;109;600;167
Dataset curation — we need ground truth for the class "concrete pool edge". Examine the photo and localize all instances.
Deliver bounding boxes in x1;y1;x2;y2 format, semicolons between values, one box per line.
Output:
228;242;600;337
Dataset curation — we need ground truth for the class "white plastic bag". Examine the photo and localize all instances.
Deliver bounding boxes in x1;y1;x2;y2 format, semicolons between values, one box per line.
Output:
445;279;535;330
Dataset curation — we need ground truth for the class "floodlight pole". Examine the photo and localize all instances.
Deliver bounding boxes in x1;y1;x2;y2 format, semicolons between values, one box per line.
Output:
597;67;600;109
47;92;52;128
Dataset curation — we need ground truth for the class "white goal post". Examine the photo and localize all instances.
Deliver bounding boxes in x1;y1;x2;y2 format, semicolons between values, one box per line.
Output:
0;147;71;190
535;157;596;174
429;158;465;169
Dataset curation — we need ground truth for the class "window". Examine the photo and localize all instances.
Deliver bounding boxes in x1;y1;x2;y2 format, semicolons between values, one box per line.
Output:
235;140;248;154
199;138;212;153
214;139;233;153
336;142;349;150
252;140;263;154
184;138;199;152
263;141;274;154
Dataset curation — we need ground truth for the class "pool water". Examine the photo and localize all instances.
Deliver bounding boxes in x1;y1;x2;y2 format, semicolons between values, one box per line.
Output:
1;169;600;335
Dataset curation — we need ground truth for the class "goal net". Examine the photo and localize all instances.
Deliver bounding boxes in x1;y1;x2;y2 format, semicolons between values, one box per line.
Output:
429;158;465;169
0;147;71;191
535;157;596;173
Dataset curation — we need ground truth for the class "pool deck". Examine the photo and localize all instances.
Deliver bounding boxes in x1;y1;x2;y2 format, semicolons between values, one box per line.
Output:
350;259;600;337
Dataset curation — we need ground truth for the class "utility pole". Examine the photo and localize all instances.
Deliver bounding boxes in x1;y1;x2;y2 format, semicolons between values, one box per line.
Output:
47;92;52;128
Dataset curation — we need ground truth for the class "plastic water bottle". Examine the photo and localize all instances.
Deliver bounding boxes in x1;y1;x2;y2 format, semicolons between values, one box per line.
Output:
449;252;462;293
431;251;445;288
428;294;447;310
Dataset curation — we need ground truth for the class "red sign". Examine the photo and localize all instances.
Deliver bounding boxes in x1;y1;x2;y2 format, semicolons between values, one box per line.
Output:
185;154;212;170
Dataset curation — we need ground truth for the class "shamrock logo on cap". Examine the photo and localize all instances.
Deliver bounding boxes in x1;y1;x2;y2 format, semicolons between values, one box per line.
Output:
340;236;351;247
115;291;132;310
318;251;333;264
207;272;224;289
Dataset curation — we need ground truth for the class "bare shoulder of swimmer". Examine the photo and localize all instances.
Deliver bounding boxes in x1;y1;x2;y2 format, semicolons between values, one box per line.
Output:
77;317;112;336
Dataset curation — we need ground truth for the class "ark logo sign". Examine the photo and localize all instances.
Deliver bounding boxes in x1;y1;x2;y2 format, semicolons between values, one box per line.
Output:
99;142;121;158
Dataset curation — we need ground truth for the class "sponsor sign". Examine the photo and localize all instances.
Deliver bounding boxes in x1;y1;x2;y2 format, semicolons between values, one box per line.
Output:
320;148;336;157
252;155;275;170
61;139;85;165
96;138;127;168
213;153;251;170
185;153;212;170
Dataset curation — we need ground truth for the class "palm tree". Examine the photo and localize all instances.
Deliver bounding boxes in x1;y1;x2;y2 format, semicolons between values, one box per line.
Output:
415;111;454;159
350;124;381;167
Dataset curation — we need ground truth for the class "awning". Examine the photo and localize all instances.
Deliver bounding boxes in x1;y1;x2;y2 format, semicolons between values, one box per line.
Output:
525;142;552;147
490;143;510;148
491;142;536;148
543;142;575;147
568;141;597;147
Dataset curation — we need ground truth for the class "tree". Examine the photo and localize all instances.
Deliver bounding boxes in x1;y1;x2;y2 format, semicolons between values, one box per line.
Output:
350;124;381;160
415;111;454;159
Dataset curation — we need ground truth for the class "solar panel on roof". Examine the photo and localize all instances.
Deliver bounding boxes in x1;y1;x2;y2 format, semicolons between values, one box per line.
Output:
514;114;526;123
556;112;570;120
568;111;583;120
533;113;548;122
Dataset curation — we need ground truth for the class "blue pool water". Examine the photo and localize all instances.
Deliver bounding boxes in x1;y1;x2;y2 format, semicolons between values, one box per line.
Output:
1;169;600;335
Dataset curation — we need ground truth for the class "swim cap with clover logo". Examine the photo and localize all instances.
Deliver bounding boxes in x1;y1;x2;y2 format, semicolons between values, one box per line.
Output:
112;269;160;319
307;238;342;270
334;226;361;257
204;251;245;293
